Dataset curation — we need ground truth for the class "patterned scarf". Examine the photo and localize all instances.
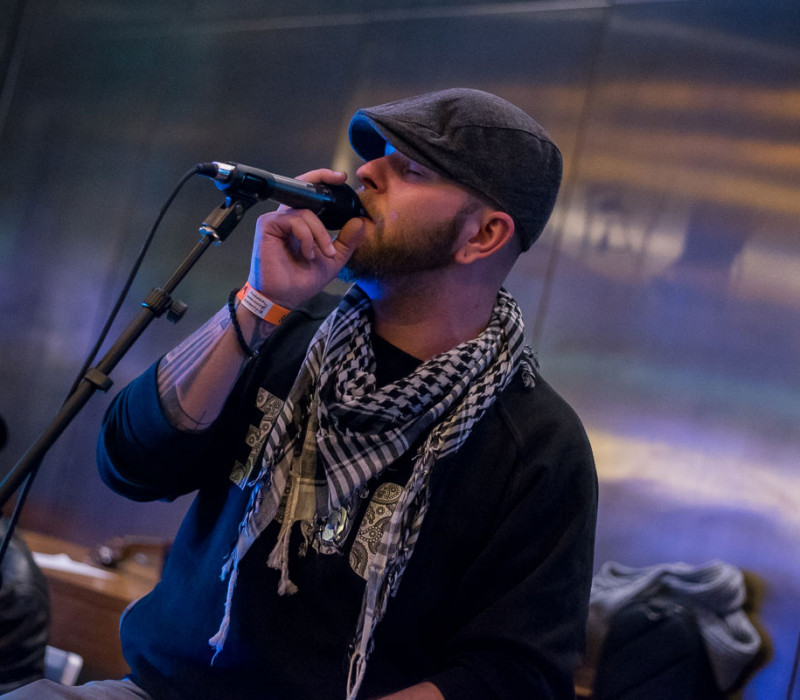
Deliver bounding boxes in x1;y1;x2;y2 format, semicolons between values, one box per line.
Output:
209;284;535;699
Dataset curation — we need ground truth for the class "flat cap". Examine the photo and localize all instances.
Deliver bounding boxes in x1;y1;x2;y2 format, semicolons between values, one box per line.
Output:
348;88;562;250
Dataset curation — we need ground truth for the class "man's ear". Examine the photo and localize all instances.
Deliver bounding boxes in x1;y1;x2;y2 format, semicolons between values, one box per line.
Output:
454;211;516;265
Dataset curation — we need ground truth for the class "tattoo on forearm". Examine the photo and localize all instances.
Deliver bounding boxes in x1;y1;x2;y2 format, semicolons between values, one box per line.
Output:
157;307;239;432
159;383;214;432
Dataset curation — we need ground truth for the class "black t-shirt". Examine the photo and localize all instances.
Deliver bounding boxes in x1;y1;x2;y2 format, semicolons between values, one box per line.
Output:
371;330;421;387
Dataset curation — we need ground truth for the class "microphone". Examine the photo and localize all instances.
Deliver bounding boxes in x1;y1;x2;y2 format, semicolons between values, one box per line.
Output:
197;161;366;230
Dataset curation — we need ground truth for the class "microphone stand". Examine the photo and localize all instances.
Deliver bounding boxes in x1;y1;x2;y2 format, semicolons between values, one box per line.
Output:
0;194;256;568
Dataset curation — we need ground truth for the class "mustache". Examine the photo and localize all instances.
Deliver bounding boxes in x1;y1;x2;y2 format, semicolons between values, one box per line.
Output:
356;191;381;226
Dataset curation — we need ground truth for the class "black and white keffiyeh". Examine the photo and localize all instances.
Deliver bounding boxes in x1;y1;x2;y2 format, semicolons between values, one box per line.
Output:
209;284;535;699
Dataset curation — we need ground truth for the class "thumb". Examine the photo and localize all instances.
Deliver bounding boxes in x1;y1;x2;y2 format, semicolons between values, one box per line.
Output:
334;217;368;262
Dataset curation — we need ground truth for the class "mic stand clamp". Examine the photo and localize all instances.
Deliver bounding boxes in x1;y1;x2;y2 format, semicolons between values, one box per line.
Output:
142;288;188;324
200;195;253;243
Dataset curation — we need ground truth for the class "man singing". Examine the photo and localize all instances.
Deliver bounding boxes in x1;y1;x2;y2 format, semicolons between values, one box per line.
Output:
11;88;597;699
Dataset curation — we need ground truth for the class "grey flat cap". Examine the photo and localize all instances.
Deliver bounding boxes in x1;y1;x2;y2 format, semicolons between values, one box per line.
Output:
348;88;562;250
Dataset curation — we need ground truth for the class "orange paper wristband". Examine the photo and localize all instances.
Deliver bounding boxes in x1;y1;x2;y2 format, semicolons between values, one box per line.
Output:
236;282;292;325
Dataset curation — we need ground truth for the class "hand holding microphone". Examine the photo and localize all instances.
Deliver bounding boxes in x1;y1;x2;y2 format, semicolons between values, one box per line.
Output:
200;164;369;312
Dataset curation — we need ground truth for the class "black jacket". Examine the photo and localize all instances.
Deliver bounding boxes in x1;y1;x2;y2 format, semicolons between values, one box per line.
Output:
97;293;597;699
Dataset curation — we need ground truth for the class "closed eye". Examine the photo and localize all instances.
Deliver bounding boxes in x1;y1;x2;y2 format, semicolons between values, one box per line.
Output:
389;152;436;181
402;161;436;181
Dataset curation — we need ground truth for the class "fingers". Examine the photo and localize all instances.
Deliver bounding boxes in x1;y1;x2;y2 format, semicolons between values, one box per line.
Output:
246;167;365;307
291;209;337;259
270;168;352;258
276;168;349;216
294;168;348;185
257;209;336;261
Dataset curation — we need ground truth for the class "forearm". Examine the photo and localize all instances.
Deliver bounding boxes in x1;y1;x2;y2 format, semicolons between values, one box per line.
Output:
157;301;276;432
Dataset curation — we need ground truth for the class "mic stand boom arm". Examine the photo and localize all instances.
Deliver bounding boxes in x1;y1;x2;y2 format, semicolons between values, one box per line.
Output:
0;194;255;510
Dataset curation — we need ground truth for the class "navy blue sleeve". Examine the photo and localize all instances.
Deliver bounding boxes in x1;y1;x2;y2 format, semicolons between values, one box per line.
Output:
96;362;224;502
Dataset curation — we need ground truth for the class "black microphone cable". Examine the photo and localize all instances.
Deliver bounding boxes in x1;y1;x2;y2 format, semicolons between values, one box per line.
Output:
66;165;202;397
0;164;202;575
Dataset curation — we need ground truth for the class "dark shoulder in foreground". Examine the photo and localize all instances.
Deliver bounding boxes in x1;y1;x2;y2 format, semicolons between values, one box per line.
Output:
499;369;591;443
493;368;596;486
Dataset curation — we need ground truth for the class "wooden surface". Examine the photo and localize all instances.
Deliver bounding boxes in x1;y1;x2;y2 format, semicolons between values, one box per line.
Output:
21;530;161;683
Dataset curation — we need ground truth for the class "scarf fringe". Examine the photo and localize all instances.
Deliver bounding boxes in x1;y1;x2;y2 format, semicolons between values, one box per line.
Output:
346;650;367;700
208;555;239;662
267;521;299;596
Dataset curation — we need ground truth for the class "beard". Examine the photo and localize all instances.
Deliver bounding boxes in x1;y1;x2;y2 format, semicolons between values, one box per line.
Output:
339;201;474;283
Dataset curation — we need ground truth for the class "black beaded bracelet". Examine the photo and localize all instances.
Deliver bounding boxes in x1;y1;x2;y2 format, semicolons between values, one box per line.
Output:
228;288;258;359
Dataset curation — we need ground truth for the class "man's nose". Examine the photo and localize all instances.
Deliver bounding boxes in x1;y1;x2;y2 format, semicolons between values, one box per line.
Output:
356;156;390;193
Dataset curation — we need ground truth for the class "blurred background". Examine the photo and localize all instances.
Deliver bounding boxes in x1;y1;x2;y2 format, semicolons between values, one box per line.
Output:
0;0;798;696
